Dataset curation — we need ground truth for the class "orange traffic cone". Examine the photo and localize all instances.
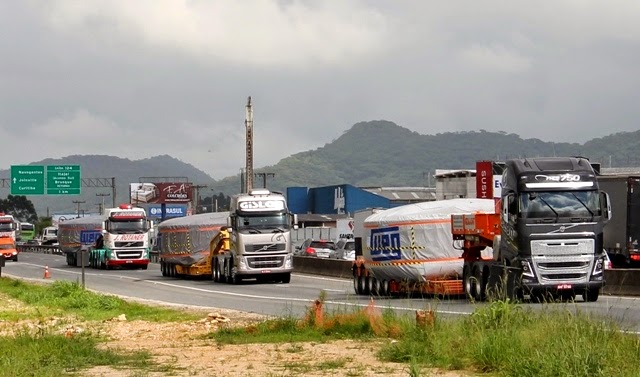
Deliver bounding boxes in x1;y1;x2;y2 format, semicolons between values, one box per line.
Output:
43;265;51;279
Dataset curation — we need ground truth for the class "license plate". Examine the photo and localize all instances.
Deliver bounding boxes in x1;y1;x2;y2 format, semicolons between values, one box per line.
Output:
126;261;133;263
557;284;572;290
261;270;271;274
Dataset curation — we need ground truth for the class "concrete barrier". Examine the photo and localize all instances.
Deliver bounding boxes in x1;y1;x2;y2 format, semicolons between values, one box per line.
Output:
294;257;640;296
603;269;640;296
293;256;353;279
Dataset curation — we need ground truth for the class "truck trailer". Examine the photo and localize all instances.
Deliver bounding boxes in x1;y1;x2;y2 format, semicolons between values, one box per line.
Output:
353;157;610;302
157;212;230;277
597;175;640;267
58;204;153;269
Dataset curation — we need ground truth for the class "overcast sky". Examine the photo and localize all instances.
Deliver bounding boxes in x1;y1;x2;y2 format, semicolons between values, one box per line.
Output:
2;1;640;179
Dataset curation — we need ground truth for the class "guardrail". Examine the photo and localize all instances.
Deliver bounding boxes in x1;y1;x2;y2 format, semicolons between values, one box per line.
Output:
16;244;63;255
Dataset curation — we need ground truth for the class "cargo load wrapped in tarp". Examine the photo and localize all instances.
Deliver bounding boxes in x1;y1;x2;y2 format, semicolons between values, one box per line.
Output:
58;215;106;255
363;199;496;282
157;212;229;266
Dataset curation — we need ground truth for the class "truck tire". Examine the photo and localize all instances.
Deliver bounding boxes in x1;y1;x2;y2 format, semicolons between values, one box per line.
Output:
582;288;600;302
380;280;390;296
353;275;359;295
13;255;17;262
281;273;291;284
357;274;366;295
463;265;475;300
160;261;167;276
473;266;485;301
213;261;220;282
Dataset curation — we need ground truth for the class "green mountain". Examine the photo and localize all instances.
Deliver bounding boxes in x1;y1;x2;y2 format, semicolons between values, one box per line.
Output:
3;120;639;217
209;120;640;195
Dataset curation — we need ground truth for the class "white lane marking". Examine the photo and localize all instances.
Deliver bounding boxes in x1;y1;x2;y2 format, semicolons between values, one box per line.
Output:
7;264;473;315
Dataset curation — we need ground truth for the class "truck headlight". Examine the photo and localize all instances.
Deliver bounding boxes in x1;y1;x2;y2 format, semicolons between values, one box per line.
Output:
239;258;247;269
592;257;604;276
285;255;293;269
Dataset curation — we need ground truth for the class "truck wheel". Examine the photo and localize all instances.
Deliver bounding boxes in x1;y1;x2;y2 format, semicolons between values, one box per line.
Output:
380;280;390;296
219;260;227;282
281;273;291;284
141;264;148;270
353;275;359;294
357;275;366;295
473;266;485;301
212;261;219;282
370;277;380;296
13;255;18;262
463;265;475;300
582;288;600;302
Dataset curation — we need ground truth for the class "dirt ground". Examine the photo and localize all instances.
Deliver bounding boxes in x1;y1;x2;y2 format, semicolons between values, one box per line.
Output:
1;294;472;377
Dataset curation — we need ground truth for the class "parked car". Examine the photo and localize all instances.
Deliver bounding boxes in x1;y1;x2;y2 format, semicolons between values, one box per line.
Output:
295;239;336;258
331;239;356;261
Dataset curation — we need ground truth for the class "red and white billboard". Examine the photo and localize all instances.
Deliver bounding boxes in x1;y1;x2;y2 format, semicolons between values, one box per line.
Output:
130;182;192;204
476;161;502;200
476;161;493;199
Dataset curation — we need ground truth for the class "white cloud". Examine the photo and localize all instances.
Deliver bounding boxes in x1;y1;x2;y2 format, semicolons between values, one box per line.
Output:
459;44;531;74
35;0;389;69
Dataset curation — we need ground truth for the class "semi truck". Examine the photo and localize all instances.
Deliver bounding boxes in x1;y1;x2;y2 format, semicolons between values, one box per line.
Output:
58;204;153;269
597;175;640;267
159;189;298;284
353;157;610;302
212;189;297;284
0;213;21;242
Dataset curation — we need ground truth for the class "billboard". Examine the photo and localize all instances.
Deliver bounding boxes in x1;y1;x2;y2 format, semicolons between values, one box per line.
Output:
476;161;493;199
144;204;188;219
130;182;192;204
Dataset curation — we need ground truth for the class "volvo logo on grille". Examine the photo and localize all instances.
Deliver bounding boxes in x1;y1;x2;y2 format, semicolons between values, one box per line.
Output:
559;226;566;233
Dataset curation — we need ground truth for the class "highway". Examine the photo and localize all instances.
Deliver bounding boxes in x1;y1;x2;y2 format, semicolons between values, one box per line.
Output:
3;252;640;334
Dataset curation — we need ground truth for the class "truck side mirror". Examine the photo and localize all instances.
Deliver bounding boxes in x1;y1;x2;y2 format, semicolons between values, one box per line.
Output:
292;214;298;230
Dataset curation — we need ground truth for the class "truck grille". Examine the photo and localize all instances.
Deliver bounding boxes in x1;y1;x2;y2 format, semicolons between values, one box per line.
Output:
245;243;286;252
247;256;284;268
115;241;144;247
530;239;594;284
115;250;144;259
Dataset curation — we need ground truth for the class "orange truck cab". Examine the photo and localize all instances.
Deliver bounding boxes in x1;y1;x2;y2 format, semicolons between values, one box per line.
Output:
0;237;18;262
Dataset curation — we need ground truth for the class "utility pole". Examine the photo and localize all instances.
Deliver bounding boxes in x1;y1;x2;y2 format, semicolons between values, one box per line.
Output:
210;189;218;212
254;172;275;189
72;200;85;218
96;193;110;214
245;96;254;193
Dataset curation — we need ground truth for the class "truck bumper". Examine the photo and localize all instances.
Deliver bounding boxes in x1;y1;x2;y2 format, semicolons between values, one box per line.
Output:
106;259;149;267
522;280;605;293
235;267;294;276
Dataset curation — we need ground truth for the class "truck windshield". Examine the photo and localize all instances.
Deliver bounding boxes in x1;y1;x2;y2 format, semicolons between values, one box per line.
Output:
0;244;14;250
237;214;289;233
0;223;14;231
520;191;601;219
108;219;147;234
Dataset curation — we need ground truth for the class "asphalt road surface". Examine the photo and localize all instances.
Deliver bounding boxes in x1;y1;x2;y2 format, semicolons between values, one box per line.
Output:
4;252;640;334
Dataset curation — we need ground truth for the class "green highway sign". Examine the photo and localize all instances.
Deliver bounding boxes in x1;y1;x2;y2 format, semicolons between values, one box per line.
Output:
10;165;45;195
46;165;81;195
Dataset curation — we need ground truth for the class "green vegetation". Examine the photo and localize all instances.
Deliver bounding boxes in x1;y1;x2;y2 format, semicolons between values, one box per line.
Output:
0;333;152;377
209;298;640;377
0;278;202;322
0;277;207;377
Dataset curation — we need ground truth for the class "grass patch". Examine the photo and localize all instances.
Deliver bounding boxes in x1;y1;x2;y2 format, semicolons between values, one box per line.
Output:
0;331;152;377
0;277;202;322
378;300;640;377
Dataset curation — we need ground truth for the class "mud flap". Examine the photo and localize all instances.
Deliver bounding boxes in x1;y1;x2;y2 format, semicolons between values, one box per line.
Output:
487;265;522;301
